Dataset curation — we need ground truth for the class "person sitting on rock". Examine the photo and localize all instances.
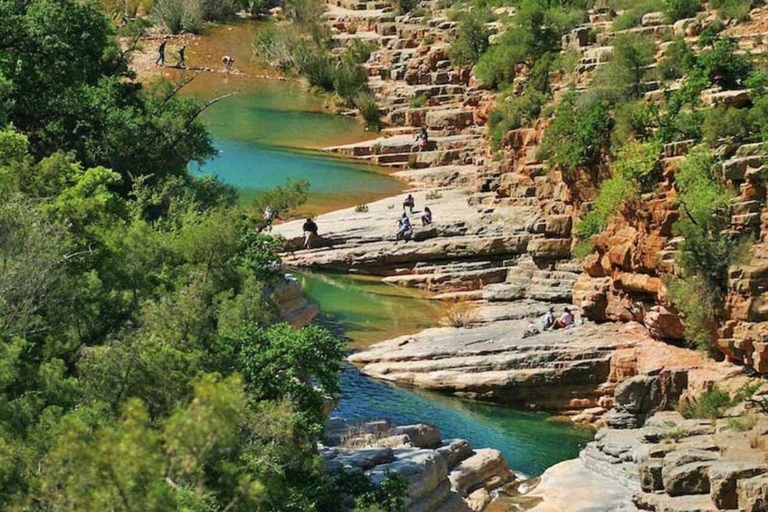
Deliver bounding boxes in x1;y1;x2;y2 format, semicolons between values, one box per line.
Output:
421;206;433;226
553;308;574;329
303;217;319;249
415;127;429;152
396;213;412;241
403;194;415;214
541;308;555;331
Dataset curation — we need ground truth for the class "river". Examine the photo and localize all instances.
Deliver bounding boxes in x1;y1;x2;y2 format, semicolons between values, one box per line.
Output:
184;20;592;478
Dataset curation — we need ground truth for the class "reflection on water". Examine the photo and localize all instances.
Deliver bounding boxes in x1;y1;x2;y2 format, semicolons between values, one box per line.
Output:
297;271;442;348
298;271;593;476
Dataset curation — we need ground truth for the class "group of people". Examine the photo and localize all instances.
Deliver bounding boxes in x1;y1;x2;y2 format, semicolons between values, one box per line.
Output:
397;194;433;241
524;307;575;338
156;39;235;73
155;38;186;68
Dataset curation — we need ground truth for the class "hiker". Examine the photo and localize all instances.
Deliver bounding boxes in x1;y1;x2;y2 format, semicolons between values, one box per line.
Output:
263;206;277;231
222;55;234;73
177;45;186;68
553;308;574;329
403;194;415;214
396;214;412;241
421;206;433;226
415;127;429;151
156;38;167;67
302;217;318;249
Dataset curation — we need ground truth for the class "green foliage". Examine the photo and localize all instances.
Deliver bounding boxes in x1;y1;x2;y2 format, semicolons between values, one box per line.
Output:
0;2;414;509
488;89;547;149
668;147;741;351
409;95;428;108
589;33;656;103
449;11;491;67
612;0;664;31
539;88;614;171
698;36;753;89
475;0;583;88
284;0;326;23
702;105;752;144
728;415;758;431
575;140;661;253
355;204;370;212
710;0;753;20
658;36;694;80
681;386;737;419
355;93;382;131
237;324;346;433
251;178;310;224
663;0;702;21
152;0;238;33
0;0;214;194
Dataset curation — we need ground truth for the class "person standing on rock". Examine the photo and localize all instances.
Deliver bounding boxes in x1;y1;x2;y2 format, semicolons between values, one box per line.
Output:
303;217;319;249
403;194;415;214
396;213;412;241
156;38;168;67
222;55;234;73
177;45;187;68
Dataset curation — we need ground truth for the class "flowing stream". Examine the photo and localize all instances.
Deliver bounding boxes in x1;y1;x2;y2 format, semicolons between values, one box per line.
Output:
185;20;593;478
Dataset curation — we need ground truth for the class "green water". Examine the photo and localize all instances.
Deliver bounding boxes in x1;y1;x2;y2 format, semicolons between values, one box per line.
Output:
298;272;593;477
184;22;403;213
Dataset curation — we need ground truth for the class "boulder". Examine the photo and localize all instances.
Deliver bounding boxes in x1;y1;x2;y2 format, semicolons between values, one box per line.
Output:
448;448;513;496
393;424;442;449
738;474;768;512
662;449;720;496
709;461;767;510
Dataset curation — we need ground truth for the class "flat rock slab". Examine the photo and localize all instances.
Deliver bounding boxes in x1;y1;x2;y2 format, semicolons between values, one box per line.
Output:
497;459;638;512
274;188;538;272
349;318;648;405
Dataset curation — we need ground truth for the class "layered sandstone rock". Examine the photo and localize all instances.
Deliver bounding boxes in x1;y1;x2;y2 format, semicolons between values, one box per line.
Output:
323;418;514;511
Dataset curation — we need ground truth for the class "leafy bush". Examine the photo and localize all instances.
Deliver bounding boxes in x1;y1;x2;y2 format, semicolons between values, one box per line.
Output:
153;0;236;32
395;0;417;13
449;11;491;67
575;140;660;251
475;1;583;88
668;147;741;351
590;33;656;103
488;89;547;149
355;204;370;212
612;0;664;31
612;100;659;145
284;0;325;23
710;0;753;20
409;95;428;108
658;36;694;80
663;0;702;21
355;93;382;131
698;36;753;89
681;386;734;419
539;88;614;171
702;106;752;144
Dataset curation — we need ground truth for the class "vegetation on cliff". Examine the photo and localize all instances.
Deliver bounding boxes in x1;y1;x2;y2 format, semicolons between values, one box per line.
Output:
0;1;405;510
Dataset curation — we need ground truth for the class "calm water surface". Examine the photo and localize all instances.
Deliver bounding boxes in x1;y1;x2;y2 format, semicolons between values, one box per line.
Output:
298;272;593;477
183;22;403;213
